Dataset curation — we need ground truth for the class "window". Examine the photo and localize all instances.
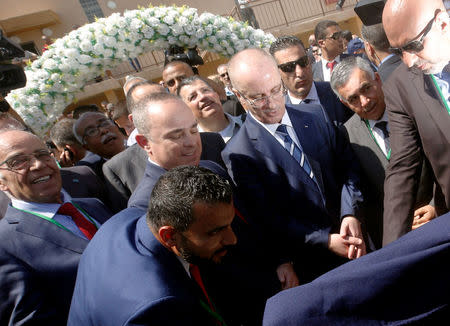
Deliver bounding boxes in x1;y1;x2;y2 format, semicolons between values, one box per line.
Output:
79;0;104;23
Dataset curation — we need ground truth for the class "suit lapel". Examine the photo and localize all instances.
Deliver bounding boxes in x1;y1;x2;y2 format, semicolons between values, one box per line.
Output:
412;70;450;144
356;118;389;168
7;207;88;254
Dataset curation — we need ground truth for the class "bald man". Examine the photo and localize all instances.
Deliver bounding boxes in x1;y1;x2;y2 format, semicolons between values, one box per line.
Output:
222;48;365;285
381;0;450;245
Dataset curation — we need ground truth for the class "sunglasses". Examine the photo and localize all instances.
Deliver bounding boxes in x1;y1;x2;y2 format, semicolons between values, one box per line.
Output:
389;9;439;56
220;72;228;78
278;56;310;73
326;31;343;41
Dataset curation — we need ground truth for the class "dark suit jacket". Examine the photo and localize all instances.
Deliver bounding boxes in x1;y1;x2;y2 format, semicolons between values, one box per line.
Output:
263;212;450;326
285;81;353;127
222;106;363;279
128;160;227;212
68;210;221;326
383;64;450;245
76;151;105;180
341;114;433;249
378;54;402;82
60;165;107;203
312;54;351;82
0;198;112;325
103;132;227;213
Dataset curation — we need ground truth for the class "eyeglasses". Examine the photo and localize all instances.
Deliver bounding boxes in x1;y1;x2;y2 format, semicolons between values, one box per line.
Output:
82;119;114;141
278;56;310;73
220;72;229;78
389;10;440;56
312;49;319;54
236;84;286;109
325;31;343;41
0;149;53;170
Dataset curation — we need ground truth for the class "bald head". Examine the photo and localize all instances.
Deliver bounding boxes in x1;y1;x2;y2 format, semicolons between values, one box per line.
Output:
383;0;450;73
228;48;285;124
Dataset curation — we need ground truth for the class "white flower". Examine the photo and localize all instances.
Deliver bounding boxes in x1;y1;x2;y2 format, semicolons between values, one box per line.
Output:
42;59;58;70
80;40;93;53
157;23;170;36
163;14;175;25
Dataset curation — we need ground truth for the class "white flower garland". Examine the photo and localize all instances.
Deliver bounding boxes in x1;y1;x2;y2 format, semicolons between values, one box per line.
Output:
6;5;275;136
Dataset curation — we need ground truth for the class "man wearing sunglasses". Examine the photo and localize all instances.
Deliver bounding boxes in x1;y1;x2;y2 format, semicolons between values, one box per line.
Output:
312;20;350;82
0;130;112;325
270;36;353;127
380;0;450;245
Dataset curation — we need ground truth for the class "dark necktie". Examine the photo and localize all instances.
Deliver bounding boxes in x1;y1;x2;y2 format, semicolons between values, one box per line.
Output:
303;99;311;104
276;124;314;179
57;202;97;240
326;60;337;73
374;121;390;154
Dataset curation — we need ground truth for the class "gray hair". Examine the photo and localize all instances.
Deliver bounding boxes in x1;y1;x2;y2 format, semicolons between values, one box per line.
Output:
177;75;213;96
361;23;391;52
330;56;375;99
72;111;107;144
132;92;181;137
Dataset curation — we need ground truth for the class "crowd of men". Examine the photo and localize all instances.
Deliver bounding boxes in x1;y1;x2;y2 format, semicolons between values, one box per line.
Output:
0;0;449;325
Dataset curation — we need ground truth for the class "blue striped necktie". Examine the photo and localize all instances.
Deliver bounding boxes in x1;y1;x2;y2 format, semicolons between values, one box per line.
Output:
276;124;314;179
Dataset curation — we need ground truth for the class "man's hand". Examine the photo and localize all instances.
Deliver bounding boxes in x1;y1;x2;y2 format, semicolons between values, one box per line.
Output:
276;262;299;290
58;148;75;167
340;216;366;259
328;234;364;259
412;205;436;230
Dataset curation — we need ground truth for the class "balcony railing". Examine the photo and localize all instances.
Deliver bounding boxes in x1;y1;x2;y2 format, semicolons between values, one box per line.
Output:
108;0;358;79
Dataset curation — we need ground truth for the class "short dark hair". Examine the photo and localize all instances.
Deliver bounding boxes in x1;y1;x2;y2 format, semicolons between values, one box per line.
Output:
315;20;339;41
341;30;353;42
163;60;194;72
177;75;213;95
50;118;81;147
72;104;100;119
361;23;391;52
269;36;305;56
109;100;129;121
147;165;233;231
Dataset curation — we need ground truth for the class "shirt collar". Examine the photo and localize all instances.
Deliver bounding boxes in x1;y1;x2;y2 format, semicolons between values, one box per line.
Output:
287;82;319;105
367;109;388;129
10;189;72;219
248;108;293;136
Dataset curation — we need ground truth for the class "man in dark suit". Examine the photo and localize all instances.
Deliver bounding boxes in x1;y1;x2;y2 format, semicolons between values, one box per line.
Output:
381;0;450;245
312;20;350;82
0;130;112;325
331;56;435;249
361;22;403;83
127;92;226;212
103;132;226;213
263;211;450;326
68;166;237;326
224;48;365;284
270;35;353;127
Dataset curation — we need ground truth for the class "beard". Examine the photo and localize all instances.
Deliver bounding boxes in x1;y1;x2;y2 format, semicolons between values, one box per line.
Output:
178;234;232;265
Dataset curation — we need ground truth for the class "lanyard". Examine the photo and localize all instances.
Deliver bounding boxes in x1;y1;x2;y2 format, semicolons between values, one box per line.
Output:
364;120;391;160
430;74;450;116
198;299;228;326
12;201;98;234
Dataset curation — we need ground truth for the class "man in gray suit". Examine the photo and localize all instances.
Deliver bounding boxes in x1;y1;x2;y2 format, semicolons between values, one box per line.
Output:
331;56;435;249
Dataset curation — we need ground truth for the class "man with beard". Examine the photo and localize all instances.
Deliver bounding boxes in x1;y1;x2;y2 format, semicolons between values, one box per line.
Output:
68;166;237;326
381;0;450;245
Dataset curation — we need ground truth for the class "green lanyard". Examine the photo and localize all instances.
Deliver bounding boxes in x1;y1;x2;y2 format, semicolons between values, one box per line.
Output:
198;299;228;326
430;74;450;116
364;119;391;160
12;202;98;235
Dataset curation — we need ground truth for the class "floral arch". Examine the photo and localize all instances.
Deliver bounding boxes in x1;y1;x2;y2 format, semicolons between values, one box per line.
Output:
6;5;275;136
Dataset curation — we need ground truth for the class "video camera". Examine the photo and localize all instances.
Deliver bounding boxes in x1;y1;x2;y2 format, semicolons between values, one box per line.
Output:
0;30;27;99
164;45;204;68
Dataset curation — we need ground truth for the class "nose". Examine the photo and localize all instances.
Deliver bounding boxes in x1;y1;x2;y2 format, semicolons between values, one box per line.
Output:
295;63;304;76
360;95;370;108
401;52;418;68
29;155;47;170
183;131;198;147
222;226;237;246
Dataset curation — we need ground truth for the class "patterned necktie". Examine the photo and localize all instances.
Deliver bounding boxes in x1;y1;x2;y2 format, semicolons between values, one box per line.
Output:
326;60;337;73
374;121;390;154
276;124;314;179
57;202;97;240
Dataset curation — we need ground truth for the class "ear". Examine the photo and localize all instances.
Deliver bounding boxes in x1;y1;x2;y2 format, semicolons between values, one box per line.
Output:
0;177;9;193
437;10;449;33
135;133;152;153
128;113;133;123
317;39;325;48
158;226;178;248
